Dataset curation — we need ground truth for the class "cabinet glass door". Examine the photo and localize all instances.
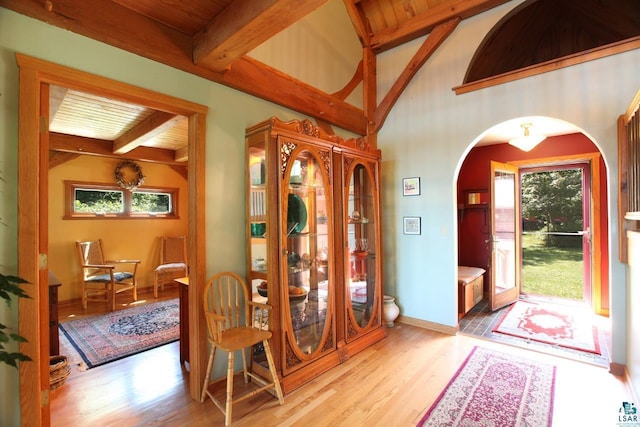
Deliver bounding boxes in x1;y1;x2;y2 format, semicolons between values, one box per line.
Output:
345;161;378;334
248;144;268;301
284;148;332;357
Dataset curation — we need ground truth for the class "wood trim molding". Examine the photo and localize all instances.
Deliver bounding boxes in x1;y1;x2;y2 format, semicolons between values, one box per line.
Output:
623;88;640;124
609;362;626;377
453;36;640;95
17;63;46;426
619;88;640;263
15;53;208;426
397;315;458;335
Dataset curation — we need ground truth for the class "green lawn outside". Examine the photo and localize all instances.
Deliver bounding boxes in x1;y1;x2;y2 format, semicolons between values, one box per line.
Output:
521;233;583;300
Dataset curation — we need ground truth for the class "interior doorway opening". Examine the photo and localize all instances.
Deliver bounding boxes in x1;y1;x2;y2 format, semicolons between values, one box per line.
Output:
16;54;207;426
456;118;610;367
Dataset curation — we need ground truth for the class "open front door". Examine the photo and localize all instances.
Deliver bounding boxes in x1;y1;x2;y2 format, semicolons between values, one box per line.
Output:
489;161;521;311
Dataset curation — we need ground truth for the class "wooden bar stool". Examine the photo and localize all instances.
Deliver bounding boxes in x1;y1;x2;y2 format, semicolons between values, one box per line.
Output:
200;272;284;426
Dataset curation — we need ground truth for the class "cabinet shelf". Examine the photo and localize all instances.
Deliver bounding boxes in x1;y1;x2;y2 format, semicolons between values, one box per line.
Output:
250;271;268;279
348;218;371;224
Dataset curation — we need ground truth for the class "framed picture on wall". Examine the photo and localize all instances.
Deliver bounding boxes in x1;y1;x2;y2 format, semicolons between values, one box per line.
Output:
403;216;421;235
402;177;420;196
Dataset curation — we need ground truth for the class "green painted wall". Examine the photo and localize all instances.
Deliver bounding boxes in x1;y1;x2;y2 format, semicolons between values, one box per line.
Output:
2;0;640;424
0;2;360;424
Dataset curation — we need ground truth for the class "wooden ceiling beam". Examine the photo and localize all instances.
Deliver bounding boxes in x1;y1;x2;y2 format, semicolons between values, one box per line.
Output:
374;18;460;133
169;165;189;180
193;0;327;72
50;132;186;165
362;46;377;140
342;0;372;47
0;0;366;135
218;56;367;134
369;0;510;52
331;60;362;101
48;151;80;169
174;146;189;163
113;111;183;154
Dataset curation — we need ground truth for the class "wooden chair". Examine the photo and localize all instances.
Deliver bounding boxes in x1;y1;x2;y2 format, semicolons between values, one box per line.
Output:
75;239;140;311
154;235;188;298
200;272;284;426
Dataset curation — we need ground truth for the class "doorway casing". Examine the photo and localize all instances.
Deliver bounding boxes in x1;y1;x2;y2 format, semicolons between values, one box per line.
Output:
16;54;208;426
510;152;605;315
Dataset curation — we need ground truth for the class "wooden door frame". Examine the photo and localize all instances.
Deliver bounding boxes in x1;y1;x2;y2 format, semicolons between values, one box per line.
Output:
16;54;208;426
510;152;605;315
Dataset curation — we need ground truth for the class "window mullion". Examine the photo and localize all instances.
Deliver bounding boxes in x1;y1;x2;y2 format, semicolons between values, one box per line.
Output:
124;190;133;215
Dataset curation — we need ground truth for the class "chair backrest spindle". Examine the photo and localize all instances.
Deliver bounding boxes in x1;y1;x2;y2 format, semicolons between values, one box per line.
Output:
204;272;251;338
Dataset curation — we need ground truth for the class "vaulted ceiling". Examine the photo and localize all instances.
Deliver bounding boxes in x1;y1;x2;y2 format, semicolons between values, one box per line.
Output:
2;0;639;165
0;0;510;136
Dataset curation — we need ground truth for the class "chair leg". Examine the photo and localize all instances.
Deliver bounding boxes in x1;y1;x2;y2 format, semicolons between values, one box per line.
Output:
132;279;137;302
241;346;249;383
225;352;235;426
262;339;284;405
110;282;116;311
82;283;87;309
200;346;216;402
154;273;159;298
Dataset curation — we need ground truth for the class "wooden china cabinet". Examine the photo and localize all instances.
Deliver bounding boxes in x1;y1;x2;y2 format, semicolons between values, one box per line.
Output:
245;117;386;394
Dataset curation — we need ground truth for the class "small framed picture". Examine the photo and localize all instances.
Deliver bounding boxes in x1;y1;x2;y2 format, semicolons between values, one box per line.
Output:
403;216;421;235
402;177;420;196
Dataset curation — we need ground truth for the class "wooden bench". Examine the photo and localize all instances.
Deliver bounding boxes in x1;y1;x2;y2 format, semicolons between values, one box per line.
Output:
458;266;485;318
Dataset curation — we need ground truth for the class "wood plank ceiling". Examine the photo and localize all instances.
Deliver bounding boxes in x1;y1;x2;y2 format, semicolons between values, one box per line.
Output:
2;0;638;166
1;0;509;166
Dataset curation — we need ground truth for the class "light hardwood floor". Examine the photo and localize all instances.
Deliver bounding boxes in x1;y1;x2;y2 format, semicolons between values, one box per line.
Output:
52;292;635;426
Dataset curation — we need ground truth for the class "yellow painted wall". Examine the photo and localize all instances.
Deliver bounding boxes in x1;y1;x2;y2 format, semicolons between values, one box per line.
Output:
48;155;188;303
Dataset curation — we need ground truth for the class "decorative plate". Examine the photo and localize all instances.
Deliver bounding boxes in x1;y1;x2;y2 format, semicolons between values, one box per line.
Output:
287;193;307;235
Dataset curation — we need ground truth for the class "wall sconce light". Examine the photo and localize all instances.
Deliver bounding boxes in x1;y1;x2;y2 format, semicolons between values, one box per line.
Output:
508;123;546;152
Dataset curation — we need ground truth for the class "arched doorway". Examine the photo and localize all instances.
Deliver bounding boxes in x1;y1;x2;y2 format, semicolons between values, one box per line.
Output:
455;116;611;366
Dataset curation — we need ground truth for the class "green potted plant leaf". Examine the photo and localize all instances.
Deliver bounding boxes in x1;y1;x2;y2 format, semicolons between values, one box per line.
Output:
0;273;31;367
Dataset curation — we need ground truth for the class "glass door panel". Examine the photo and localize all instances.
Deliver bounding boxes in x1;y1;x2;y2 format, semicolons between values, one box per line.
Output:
285;149;331;356
490;161;520;311
346;161;377;331
248;144;268;302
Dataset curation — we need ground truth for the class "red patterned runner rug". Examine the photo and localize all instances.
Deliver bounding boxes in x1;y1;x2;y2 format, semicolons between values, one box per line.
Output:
418;346;555;426
492;299;601;354
59;299;179;369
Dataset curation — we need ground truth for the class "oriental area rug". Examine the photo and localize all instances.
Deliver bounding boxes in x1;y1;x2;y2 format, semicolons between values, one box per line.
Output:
492;299;601;355
59;299;179;369
417;346;556;427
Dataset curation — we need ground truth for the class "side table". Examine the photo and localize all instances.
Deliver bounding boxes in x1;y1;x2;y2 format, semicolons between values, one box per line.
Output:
48;271;62;356
174;277;189;365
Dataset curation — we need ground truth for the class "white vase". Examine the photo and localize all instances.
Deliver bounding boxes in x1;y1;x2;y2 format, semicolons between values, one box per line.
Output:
383;295;400;327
